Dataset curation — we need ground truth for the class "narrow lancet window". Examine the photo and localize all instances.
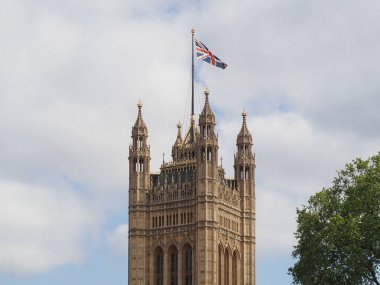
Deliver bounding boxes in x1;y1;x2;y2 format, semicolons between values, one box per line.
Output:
183;244;192;285
154;247;164;285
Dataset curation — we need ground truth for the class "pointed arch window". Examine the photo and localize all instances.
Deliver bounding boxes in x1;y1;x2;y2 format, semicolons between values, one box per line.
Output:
138;158;144;172
134;159;138;172
154;247;164;285
207;147;212;161
232;251;238;285
138;137;143;148
218;246;222;285
169;246;178;285
225;248;230;285
183;244;192;285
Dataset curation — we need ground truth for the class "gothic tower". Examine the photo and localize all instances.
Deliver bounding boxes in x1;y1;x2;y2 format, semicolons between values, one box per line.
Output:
128;90;256;285
128;101;150;284
234;111;256;284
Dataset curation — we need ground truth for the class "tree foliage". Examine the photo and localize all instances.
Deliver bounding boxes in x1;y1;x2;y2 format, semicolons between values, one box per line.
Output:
289;153;380;285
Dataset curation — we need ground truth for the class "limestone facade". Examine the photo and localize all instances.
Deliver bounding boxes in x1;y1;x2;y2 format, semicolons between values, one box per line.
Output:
128;89;256;285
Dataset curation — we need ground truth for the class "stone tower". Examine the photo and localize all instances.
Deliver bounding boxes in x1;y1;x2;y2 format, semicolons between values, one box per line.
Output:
128;90;256;285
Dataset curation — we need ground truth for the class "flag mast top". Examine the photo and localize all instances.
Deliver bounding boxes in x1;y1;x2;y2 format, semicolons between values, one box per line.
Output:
191;27;195;117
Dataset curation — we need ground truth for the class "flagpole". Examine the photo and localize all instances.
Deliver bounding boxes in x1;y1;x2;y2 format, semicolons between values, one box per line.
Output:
191;28;195;117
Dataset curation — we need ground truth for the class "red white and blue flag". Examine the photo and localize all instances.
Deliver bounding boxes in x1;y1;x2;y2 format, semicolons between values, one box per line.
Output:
195;38;227;69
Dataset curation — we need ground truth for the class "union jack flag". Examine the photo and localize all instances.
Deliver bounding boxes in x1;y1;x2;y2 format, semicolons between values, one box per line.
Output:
195;38;227;69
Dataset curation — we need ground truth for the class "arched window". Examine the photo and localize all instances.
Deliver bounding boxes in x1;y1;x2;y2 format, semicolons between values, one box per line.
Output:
218;246;223;285
232;251;238;285
168;246;178;285
134;159;138;172
207;147;212;161
183;244;192;285
154;247;164;285
225;248;230;285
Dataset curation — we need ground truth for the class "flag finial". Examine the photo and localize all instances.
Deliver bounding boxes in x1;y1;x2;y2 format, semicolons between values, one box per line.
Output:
191;27;195;35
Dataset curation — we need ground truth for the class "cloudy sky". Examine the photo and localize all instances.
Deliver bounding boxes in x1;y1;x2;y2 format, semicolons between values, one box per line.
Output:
1;0;379;284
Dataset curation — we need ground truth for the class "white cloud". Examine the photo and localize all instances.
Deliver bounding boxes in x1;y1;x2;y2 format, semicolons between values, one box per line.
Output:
0;178;101;275
108;223;128;256
256;190;297;259
0;0;380;278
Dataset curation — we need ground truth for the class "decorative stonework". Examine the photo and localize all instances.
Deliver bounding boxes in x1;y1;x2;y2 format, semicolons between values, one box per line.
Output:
129;90;256;285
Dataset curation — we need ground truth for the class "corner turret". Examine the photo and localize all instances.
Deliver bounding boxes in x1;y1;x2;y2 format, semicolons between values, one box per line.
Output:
234;111;255;197
129;101;151;204
197;88;219;185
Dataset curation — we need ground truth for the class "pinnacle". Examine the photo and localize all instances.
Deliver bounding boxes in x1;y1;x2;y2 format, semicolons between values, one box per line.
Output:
238;110;252;139
200;88;214;119
133;99;146;129
175;121;183;145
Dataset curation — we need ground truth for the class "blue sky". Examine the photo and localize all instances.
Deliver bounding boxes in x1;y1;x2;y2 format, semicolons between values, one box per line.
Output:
1;0;380;284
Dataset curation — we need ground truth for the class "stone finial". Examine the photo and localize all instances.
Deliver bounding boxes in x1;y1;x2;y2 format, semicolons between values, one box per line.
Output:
204;88;210;108
176;121;183;144
242;109;247;124
137;99;143;113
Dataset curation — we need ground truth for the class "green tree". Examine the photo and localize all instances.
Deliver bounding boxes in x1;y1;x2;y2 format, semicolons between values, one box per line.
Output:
289;153;380;285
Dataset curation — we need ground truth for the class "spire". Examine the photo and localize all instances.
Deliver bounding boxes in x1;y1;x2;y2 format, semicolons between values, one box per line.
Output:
237;110;252;145
183;114;198;145
234;110;254;185
175;122;183;145
132;100;148;146
133;100;146;130
199;88;215;124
